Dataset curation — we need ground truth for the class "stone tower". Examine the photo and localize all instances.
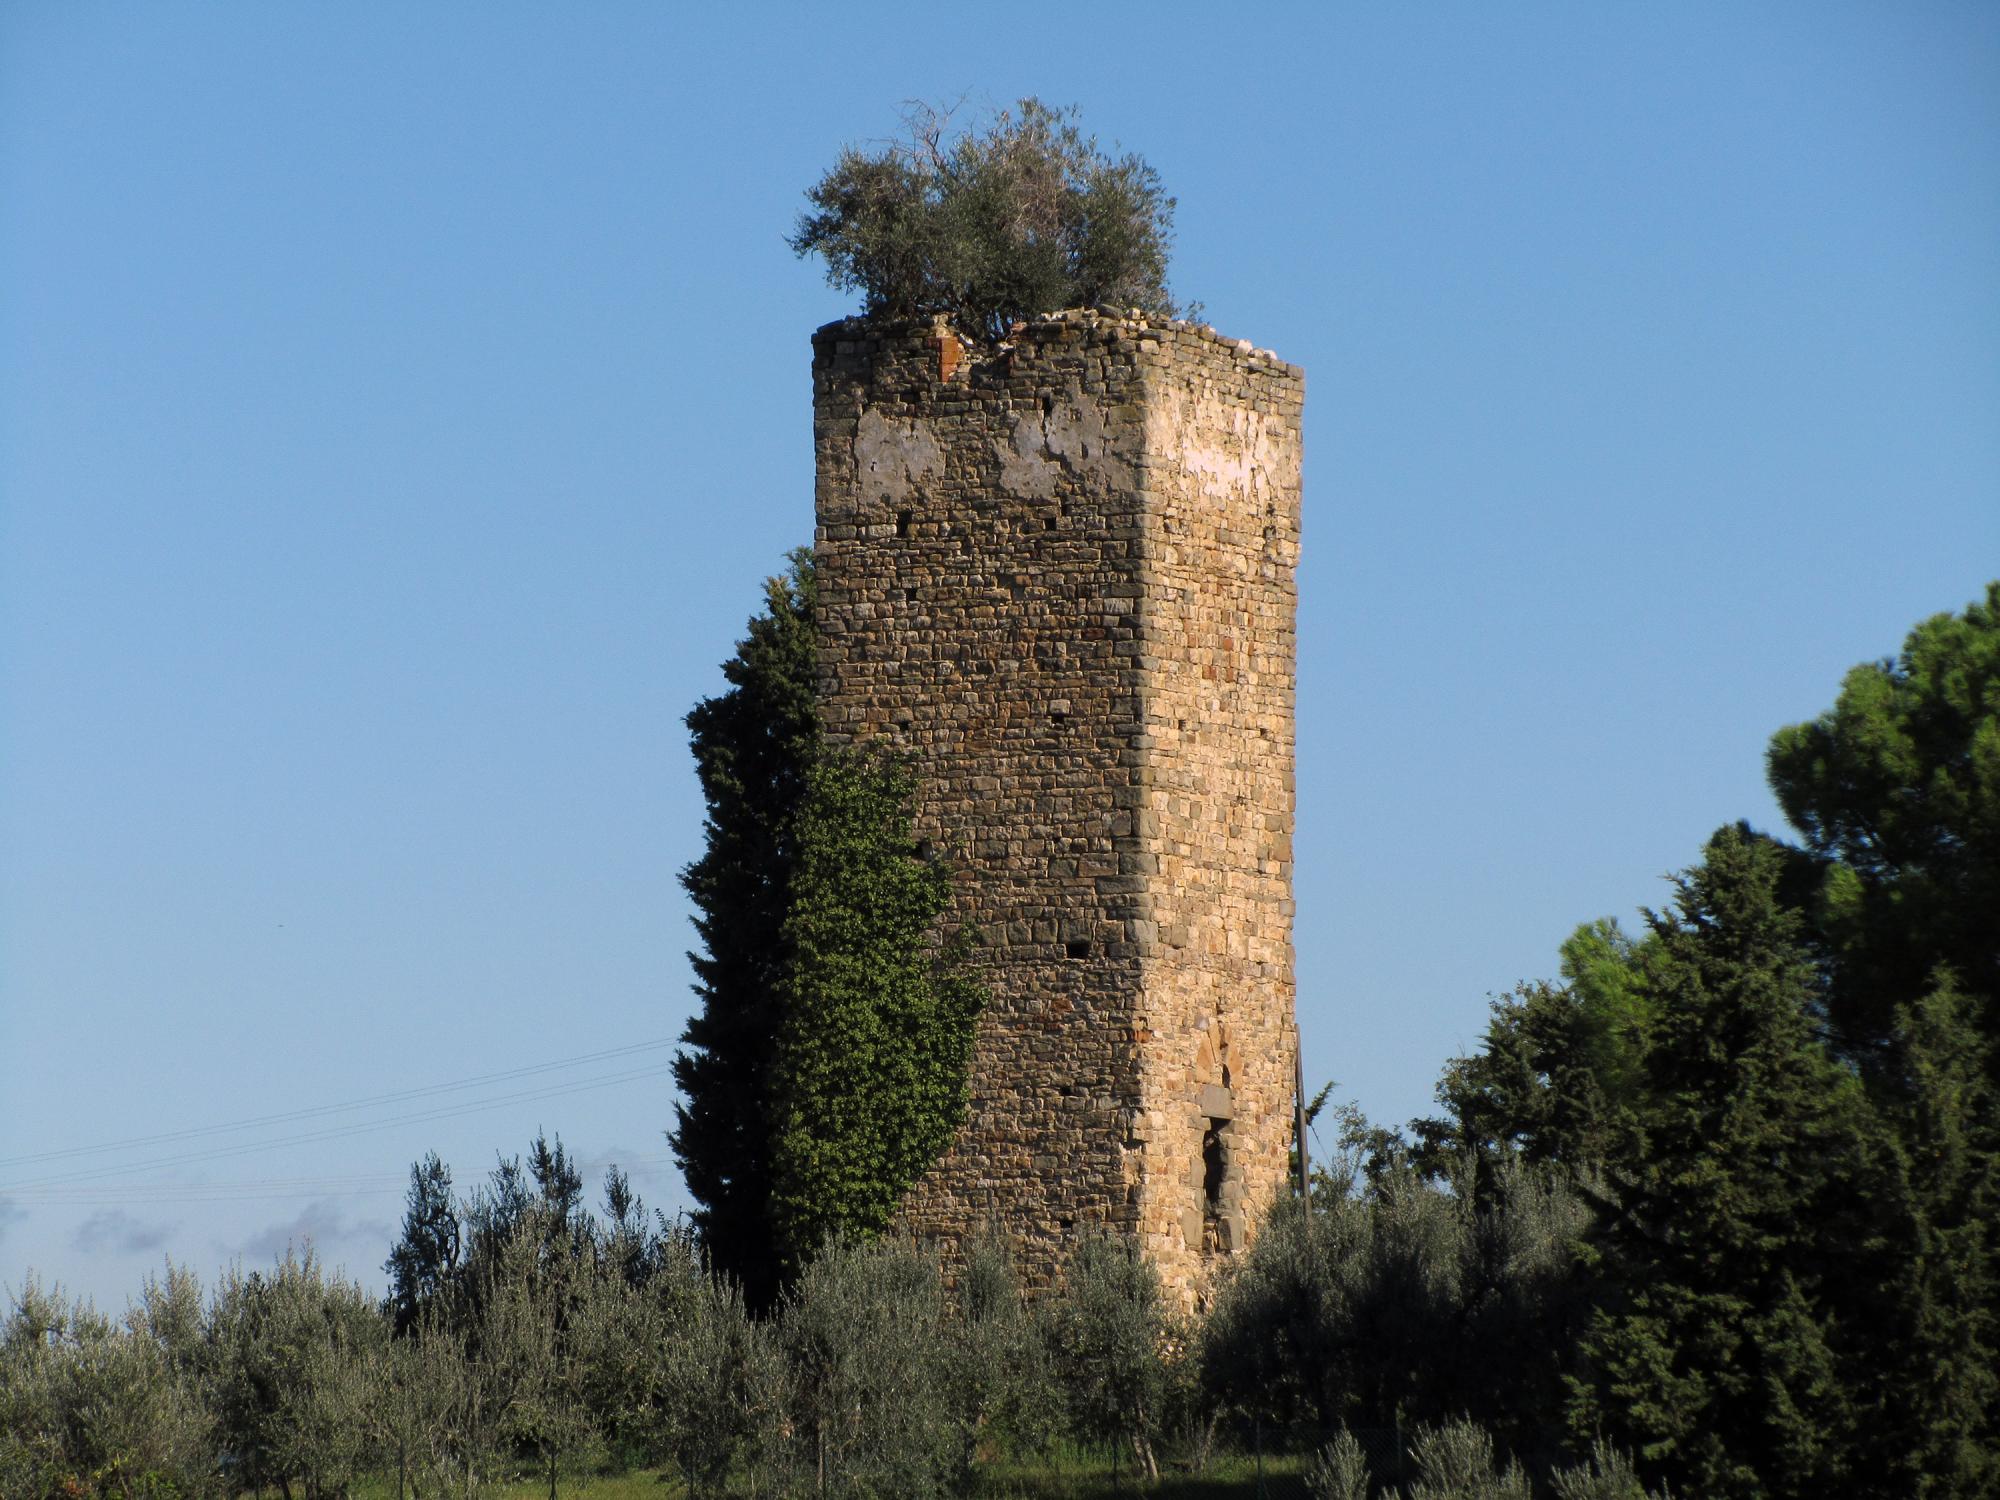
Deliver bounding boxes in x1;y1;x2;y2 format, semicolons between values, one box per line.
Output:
811;309;1303;1303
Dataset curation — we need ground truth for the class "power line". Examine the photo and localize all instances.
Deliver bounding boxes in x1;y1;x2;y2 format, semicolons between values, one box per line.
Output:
0;1063;678;1193
3;1154;683;1208
0;1037;680;1172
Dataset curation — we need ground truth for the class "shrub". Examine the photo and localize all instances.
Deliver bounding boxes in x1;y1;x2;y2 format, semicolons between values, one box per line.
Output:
943;1233;1060;1482
1548;1440;1676;1500
1203;1145;1590;1461
1306;1429;1373;1500
1403;1418;1532;1500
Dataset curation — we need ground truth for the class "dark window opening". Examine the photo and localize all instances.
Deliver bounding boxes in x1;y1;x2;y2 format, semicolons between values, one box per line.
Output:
1066;939;1091;960
1202;1124;1227;1212
896;510;913;538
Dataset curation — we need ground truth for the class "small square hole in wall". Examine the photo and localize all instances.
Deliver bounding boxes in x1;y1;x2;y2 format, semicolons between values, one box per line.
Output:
1066;939;1091;960
1045;515;1057;530
896;510;913;538
903;587;917;603
1051;710;1067;726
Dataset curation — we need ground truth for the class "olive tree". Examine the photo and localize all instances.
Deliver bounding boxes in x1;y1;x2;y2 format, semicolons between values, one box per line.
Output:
791;99;1189;340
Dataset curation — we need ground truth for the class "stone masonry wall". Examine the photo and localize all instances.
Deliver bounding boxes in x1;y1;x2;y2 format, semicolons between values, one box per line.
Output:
811;310;1303;1305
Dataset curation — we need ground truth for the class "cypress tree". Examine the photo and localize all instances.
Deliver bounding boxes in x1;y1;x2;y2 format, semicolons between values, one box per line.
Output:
671;553;818;1307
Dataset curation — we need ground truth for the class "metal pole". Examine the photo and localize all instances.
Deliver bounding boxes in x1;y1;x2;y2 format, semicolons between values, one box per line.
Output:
1294;1028;1311;1198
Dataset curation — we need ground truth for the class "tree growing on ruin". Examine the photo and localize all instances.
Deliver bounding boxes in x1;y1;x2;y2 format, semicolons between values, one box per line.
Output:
790;99;1189;341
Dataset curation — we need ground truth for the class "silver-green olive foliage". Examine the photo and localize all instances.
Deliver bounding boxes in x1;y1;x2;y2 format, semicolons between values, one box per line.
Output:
791;99;1187;341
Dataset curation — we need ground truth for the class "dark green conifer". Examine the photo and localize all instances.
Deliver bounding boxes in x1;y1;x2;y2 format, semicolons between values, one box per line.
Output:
671;552;818;1307
1572;825;1864;1498
1855;976;1999;1497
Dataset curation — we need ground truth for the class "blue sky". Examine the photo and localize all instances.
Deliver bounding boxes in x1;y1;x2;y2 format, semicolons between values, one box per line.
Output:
3;2;1994;1306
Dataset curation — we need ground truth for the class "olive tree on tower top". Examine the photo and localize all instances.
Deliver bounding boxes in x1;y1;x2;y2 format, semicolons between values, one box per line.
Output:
789;98;1190;341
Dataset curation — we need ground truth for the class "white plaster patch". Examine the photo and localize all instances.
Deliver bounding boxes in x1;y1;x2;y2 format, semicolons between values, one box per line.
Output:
1149;392;1280;504
855;407;943;503
997;412;1060;498
994;384;1130;499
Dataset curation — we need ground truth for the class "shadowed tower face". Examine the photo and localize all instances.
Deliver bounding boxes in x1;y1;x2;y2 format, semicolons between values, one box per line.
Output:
811;310;1303;1303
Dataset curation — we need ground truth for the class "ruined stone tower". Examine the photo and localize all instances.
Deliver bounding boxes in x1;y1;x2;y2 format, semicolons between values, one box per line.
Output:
811;310;1303;1303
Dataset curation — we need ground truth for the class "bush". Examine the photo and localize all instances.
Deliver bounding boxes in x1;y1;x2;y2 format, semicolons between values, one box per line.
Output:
1404;1419;1532;1500
1204;1142;1590;1463
943;1233;1061;1481
791;99;1188;340
645;1238;786;1498
1307;1430;1373;1500
1548;1441;1676;1500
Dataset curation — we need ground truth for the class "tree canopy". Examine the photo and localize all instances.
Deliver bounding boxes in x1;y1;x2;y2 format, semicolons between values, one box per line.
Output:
790;99;1187;341
1767;580;2000;1059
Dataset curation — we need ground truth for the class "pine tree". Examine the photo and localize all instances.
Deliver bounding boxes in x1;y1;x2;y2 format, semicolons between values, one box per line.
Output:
671;551;818;1307
1572;825;1864;1499
1766;581;2000;1060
